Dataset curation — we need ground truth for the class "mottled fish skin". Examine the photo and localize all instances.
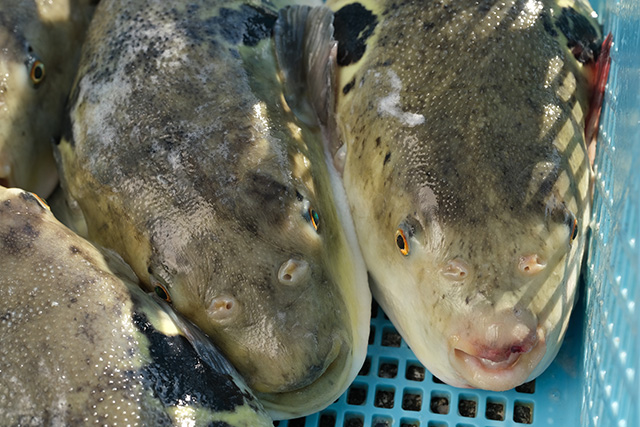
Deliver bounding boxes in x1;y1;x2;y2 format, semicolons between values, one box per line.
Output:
55;0;369;417
319;0;601;390
0;0;95;197
0;186;272;426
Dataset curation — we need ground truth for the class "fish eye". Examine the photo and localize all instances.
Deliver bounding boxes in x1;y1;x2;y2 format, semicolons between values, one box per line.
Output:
309;208;320;231
570;217;578;242
29;60;46;85
30;192;50;210
303;206;320;232
395;228;409;256
154;283;171;302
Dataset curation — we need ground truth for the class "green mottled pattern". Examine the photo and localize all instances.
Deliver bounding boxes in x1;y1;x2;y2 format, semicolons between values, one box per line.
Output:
55;0;369;418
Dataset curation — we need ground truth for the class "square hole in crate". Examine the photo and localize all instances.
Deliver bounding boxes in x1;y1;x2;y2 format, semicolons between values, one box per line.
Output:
371;299;379;318
515;380;536;394
381;327;402;347
405;361;425;381
344;412;364;427
402;388;423;411
432;375;445;384
347;383;368;406
455;424;475;427
485;398;506;421
318;411;336;427
358;356;371;376
429;391;450;414
369;325;376;345
427;422;448;427
374;385;396;408
378;357;399;378
513;400;534;424
400;418;420;427
287;418;306;427
458;394;478;418
372;415;393;426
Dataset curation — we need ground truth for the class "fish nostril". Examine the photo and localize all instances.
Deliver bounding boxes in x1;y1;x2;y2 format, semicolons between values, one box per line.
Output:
518;254;546;274
441;258;469;282
208;296;238;321
278;259;309;285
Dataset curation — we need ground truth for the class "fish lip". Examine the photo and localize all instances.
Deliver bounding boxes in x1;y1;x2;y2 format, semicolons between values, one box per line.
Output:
449;327;547;391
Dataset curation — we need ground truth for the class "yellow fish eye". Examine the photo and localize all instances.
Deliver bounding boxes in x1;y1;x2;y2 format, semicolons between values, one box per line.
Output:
395;228;409;256
154;283;171;303
571;217;578;241
307;207;320;232
30;60;45;85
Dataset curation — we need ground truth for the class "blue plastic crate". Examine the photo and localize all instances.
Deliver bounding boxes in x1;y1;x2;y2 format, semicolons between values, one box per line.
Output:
277;1;639;426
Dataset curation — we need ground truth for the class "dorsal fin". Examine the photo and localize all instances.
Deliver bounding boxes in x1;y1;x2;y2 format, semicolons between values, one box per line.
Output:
274;5;337;127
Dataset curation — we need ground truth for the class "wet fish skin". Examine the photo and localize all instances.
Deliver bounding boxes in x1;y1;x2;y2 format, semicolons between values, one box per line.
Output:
0;0;95;197
0;185;272;426
55;0;369;417
300;0;601;390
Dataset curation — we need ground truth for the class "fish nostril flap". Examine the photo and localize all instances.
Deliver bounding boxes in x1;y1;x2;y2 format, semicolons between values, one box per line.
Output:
441;258;470;282
207;296;238;321
518;254;546;274
278;258;309;285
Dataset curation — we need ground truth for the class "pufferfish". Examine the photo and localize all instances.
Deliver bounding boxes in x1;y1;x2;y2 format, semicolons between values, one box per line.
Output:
0;186;272;426
54;0;370;418
275;0;611;391
0;0;96;197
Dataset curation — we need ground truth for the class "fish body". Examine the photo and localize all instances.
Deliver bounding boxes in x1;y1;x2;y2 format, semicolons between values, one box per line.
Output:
0;0;95;197
283;0;602;390
55;0;369;417
0;186;272;426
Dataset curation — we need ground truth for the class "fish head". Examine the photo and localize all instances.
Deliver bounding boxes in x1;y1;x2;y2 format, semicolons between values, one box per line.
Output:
0;0;94;196
361;152;588;391
138;163;364;406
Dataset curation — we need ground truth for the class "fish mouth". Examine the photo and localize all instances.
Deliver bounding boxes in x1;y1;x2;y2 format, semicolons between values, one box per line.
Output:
450;327;547;391
256;333;352;419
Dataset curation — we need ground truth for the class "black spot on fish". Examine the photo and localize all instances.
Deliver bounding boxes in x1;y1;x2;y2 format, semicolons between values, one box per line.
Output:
539;10;558;37
375;137;381;147
70;245;80;254
383;152;391;166
343;77;356;95
19;191;44;209
476;0;494;14
215;5;277;47
333;3;378;66
1;222;39;255
556;7;602;64
133;311;252;412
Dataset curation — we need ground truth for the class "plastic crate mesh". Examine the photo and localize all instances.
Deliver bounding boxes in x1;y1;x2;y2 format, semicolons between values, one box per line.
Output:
581;1;640;426
276;1;638;425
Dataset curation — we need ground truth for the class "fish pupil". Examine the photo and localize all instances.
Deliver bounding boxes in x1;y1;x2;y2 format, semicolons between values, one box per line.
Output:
155;285;170;302
395;229;410;256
